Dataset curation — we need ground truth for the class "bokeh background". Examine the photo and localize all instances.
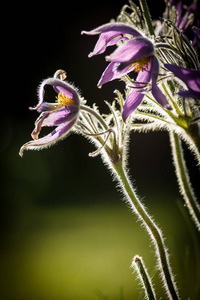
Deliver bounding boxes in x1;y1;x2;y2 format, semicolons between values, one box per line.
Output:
1;0;200;299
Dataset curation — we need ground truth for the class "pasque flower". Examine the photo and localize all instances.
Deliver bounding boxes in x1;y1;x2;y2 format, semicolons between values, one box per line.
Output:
168;0;200;48
165;64;200;100
82;23;171;121
20;71;80;156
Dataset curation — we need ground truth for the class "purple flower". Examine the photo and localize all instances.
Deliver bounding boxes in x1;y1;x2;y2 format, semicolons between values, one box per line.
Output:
83;23;171;121
165;64;200;100
82;23;142;57
122;55;172;120
20;74;80;156
169;0;200;48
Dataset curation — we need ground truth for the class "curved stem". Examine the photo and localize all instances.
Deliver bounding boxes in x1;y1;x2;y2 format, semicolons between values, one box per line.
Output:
155;43;180;55
80;105;108;131
170;131;200;231
113;161;179;300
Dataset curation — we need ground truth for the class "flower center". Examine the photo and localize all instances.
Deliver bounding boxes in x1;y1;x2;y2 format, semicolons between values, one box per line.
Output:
56;92;76;106
132;56;150;73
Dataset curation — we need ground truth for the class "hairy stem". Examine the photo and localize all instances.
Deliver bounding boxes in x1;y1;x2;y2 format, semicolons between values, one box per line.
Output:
139;0;154;36
80;105;108;131
170;131;200;231
132;255;156;300
186;125;200;166
113;161;179;300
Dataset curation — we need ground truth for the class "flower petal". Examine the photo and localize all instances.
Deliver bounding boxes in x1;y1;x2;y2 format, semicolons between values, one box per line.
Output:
97;62;136;87
33;78;80;111
36;102;61;113
178;90;200;99
122;58;156;121
106;37;154;63
165;64;200;94
82;23;142;58
88;31;128;57
31;106;79;140
122;90;144;121
81;22;142;37
152;58;172;109
19;119;77;157
42;106;79;127
134;59;152;85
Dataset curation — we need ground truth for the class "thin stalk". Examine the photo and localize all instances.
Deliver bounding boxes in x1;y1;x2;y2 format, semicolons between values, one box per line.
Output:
161;83;183;116
113;161;179;300
155;43;181;55
170;131;200;231
78;113;112;157
139;0;154;36
132;255;156;300
80;105;108;131
185;127;200;166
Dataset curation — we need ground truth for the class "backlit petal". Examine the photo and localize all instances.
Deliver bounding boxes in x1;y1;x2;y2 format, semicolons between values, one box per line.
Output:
33;78;80;111
165;64;200;93
152;58;172;109
19;120;77;157
97;62;136;87
82;23;142;37
88;31;128;57
122;90;144;121
106;38;154;63
41;106;79;127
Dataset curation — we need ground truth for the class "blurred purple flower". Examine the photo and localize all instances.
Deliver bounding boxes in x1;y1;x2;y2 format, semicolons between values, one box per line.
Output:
165;64;200;99
20;75;80;156
83;23;171;121
169;0;200;48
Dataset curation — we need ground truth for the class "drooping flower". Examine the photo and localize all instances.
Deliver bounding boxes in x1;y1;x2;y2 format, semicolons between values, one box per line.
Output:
165;64;200;100
19;71;80;156
82;23;171;121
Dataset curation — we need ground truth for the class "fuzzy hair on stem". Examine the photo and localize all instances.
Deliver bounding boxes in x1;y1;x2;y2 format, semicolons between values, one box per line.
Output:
132;255;156;300
170;131;200;231
112;160;179;300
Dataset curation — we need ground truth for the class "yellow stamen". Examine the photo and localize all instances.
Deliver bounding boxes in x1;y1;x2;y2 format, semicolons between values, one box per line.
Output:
56;92;76;106
131;56;150;73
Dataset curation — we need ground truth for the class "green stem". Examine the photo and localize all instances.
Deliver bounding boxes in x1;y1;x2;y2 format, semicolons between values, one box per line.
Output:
113;161;179;300
155;43;180;55
80;104;108;131
132;255;156;300
139;0;154;36
170;131;200;231
186;125;200;166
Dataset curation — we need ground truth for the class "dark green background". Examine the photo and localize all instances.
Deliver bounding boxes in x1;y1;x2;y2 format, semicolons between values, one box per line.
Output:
1;1;200;299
